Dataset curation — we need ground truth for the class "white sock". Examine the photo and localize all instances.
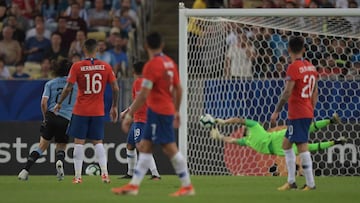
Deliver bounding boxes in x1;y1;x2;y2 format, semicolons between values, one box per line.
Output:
171;152;191;187
95;143;108;175
126;149;137;176
149;155;160;177
300;151;315;187
73;144;84;178
284;148;296;184
130;152;152;185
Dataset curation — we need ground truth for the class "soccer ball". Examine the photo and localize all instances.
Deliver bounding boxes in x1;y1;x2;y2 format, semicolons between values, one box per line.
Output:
85;164;101;176
199;114;215;128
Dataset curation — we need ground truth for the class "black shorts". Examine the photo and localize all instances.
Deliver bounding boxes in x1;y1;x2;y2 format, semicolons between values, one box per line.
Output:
40;111;69;143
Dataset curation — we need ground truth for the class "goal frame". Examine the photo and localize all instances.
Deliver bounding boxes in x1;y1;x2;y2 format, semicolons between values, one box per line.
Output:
178;3;360;159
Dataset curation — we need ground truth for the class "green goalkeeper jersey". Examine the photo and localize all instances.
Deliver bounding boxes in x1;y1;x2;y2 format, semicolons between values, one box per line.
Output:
236;119;286;155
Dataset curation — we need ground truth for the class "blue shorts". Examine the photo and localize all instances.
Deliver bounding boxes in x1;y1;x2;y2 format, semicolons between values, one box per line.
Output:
285;118;312;143
143;108;175;144
127;122;146;146
67;114;105;140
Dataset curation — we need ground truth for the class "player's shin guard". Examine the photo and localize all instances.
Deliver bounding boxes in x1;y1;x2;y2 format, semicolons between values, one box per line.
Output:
24;149;42;171
171;152;191;187
126;149;137;176
56;150;65;162
73;144;84;178
284;149;296;184
95;143;108;175
300;151;315;188
130;152;152;185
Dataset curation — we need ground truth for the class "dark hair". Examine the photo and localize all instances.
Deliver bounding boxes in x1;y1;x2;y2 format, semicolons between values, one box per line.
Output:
52;59;72;77
133;61;144;75
146;32;162;49
288;36;304;54
83;39;98;53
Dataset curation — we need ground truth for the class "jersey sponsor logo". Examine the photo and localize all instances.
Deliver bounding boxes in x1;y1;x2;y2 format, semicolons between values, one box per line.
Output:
80;65;105;71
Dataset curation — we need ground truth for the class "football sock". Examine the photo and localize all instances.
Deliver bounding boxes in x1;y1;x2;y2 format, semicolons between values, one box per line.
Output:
309;120;330;132
73;144;84;178
24;149;42;171
170;152;191;187
55;150;65;162
149;155;160;177
130;152;152;185
308;141;333;152
95;143;108;175
300;151;315;188
126;149;137;176
284;148;296;184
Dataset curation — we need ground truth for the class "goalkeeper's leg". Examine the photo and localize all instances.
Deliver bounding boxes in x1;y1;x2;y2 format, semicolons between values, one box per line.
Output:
309;113;341;133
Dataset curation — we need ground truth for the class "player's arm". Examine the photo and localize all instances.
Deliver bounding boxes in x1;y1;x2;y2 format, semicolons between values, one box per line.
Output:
54;82;74;112
172;83;182;128
311;80;318;109
110;80;120;108
41;97;48;121
270;80;295;124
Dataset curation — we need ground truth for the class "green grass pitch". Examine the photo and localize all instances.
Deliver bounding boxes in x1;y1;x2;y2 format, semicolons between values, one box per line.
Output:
1;175;359;203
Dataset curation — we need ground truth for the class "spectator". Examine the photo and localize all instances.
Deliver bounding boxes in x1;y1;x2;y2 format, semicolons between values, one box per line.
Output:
225;34;256;78
88;0;111;32
4;3;29;31
26;15;52;40
34;58;52;79
106;27;120;49
335;0;348;8
64;2;88;44
45;32;68;62
65;0;89;26
12;62;30;79
119;7;134;34
109;35;129;77
0;58;11;79
0;0;7;21
111;0;138;14
0;26;22;66
41;0;61;32
24;29;52;63
113;0;138;26
55;16;73;51
228;0;243;8
70;52;81;63
345;61;360;80
346;1;360;34
68;30;86;57
3;14;26;45
12;0;36;21
96;40;117;67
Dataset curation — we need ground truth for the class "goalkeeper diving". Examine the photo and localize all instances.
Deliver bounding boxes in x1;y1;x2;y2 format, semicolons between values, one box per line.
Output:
209;113;346;156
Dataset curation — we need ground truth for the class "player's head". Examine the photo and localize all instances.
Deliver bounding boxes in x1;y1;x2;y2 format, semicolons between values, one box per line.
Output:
52;59;72;77
83;38;98;55
133;61;145;75
145;32;163;50
288;36;305;55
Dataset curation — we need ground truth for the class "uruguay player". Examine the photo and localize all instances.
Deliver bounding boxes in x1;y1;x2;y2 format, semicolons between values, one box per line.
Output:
18;59;77;181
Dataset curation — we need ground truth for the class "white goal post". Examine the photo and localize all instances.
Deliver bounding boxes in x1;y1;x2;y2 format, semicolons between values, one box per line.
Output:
178;3;360;176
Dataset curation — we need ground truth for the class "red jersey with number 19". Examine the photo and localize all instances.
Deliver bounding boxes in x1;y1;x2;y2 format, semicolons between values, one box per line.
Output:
142;54;180;115
286;59;318;119
67;58;116;116
132;77;147;122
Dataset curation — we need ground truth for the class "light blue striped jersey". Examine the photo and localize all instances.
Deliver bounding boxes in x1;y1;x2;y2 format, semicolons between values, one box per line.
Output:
42;77;77;120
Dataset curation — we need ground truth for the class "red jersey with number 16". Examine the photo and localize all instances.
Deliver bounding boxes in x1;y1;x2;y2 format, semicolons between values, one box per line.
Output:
132;77;147;122
142;54;180;115
286;59;318;119
67;58;116;116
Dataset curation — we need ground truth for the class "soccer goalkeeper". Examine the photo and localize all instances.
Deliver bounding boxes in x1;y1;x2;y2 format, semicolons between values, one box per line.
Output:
210;113;346;156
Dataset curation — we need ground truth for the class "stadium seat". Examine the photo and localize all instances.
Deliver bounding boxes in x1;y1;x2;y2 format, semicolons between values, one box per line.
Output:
87;31;106;41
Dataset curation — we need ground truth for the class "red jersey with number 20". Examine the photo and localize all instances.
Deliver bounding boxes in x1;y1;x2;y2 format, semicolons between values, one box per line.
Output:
132;77;147;122
142;53;180;115
286;59;318;119
67;58;116;116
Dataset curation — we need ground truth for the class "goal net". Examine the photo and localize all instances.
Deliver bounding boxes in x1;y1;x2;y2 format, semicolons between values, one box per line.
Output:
178;6;360;176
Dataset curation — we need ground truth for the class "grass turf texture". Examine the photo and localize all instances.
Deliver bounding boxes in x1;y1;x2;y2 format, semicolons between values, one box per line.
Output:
1;175;359;203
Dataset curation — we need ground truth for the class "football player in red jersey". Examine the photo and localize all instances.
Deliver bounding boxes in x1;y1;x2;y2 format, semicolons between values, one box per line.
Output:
54;39;119;184
271;36;318;191
112;32;195;196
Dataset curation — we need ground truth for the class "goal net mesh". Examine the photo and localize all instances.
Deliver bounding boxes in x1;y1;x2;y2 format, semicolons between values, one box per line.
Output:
185;13;360;176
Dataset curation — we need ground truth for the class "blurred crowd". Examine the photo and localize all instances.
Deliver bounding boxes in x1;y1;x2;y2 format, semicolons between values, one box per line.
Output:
190;0;360;80
0;0;148;80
